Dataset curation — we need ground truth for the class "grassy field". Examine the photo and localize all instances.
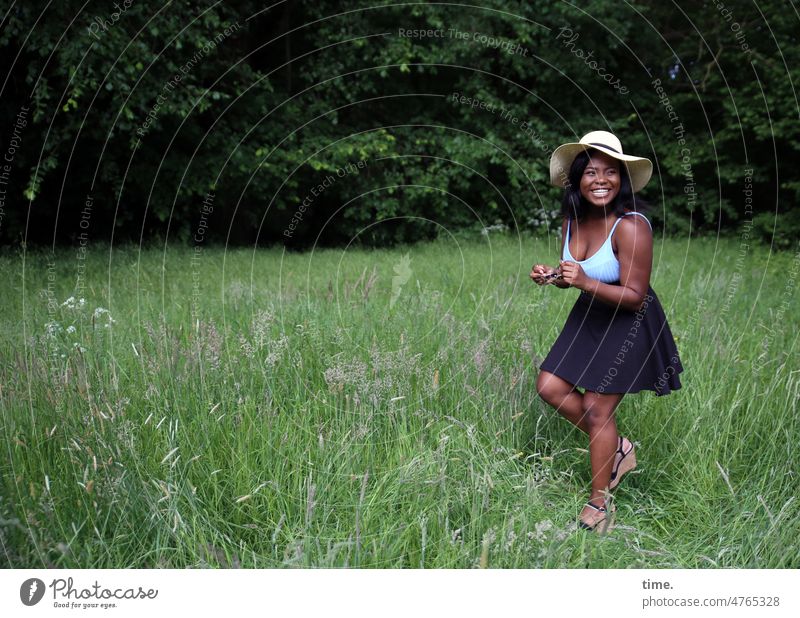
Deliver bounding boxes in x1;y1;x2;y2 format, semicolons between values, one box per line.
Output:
1;233;798;568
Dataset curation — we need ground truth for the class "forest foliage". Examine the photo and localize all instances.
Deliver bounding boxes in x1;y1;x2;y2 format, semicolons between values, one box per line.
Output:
0;0;797;248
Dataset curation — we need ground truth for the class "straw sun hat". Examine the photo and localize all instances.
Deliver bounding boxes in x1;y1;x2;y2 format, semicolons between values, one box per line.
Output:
549;130;653;193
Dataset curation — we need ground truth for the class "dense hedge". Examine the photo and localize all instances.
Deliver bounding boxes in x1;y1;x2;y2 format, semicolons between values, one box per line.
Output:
0;0;797;249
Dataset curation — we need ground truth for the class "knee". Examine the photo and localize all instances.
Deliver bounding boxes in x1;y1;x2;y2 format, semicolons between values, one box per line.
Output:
536;372;560;405
582;397;613;431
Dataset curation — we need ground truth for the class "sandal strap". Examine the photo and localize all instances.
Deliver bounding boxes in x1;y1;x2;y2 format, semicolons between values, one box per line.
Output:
586;501;607;512
611;437;633;479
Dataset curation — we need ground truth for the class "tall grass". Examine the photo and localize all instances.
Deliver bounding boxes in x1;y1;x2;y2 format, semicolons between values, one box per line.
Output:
1;234;798;568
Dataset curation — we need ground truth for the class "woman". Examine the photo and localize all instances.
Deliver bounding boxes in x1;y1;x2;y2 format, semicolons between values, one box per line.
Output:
530;130;683;533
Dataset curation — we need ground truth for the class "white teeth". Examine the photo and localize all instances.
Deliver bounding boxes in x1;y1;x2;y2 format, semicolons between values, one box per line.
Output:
592;189;609;195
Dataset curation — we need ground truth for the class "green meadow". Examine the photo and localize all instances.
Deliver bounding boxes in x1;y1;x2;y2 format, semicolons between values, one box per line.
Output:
1;234;798;568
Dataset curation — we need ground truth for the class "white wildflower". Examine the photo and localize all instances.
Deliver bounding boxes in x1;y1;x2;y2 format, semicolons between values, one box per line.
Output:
61;297;86;310
92;307;116;328
480;222;508;236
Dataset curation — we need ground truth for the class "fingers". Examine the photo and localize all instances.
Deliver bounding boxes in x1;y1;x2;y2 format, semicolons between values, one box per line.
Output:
559;260;581;287
531;264;555;285
532;264;569;287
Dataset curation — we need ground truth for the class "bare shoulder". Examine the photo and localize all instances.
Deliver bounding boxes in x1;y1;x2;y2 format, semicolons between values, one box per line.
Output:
614;213;652;255
616;213;652;239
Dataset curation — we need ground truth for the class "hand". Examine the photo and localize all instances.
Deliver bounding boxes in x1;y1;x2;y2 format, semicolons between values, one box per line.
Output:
530;264;555;286
559;260;589;289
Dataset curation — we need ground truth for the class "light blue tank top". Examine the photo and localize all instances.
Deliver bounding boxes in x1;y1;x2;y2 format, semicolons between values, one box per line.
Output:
562;212;652;283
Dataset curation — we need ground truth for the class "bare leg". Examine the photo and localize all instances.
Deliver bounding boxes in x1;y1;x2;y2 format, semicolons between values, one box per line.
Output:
536;370;589;434
580;390;624;520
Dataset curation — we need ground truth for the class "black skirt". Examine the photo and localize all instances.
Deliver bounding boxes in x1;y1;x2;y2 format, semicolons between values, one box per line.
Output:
539;285;683;396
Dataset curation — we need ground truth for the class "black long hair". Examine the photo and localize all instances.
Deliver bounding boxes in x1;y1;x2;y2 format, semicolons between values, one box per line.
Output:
560;148;648;220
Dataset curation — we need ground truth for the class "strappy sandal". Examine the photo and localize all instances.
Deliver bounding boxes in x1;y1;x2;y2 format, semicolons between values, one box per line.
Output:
608;436;636;490
578;499;616;534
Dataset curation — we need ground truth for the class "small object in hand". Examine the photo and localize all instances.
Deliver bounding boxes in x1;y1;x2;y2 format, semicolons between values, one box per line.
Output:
543;272;563;282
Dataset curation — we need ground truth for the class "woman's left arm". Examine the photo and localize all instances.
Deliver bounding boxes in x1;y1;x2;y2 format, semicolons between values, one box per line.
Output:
560;216;653;311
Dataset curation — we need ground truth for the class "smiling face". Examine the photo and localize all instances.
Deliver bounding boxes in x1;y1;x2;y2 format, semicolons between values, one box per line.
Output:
579;151;621;209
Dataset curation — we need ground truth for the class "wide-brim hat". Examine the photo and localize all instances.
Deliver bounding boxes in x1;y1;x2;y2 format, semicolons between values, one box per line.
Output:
549;130;653;193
